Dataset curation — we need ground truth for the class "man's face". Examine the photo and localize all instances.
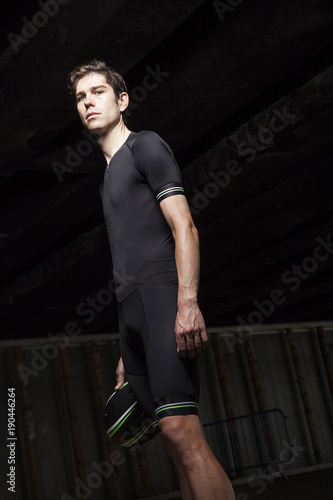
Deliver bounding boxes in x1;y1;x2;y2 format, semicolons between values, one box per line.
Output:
75;72;124;135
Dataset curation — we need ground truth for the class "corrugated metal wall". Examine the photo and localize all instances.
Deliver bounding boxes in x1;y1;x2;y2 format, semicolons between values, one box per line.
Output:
1;322;332;499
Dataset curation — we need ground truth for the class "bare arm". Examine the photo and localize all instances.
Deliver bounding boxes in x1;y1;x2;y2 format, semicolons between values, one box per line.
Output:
160;195;208;359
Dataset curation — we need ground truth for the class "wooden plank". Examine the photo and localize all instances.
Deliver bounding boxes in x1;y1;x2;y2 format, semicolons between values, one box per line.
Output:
211;333;244;474
58;346;86;497
135;446;152;496
316;326;333;402
13;346;44;500
90;341;124;500
211;333;236;420
243;332;277;461
285;328;323;463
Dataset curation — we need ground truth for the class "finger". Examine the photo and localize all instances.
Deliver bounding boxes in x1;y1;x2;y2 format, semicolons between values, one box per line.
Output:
194;331;202;354
115;379;124;390
176;334;188;359
186;335;195;359
200;329;209;350
114;371;125;390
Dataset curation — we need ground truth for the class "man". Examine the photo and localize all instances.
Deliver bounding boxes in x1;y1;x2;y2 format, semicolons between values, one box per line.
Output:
68;59;235;500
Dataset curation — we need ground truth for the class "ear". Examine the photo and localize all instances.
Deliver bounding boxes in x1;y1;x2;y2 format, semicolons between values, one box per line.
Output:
118;92;129;113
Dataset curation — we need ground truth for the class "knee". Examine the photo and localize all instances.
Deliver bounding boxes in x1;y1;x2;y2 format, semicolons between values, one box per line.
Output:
159;415;185;444
159;415;201;456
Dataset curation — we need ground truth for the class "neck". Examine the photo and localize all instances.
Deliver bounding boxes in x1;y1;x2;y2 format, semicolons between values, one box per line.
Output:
94;120;131;164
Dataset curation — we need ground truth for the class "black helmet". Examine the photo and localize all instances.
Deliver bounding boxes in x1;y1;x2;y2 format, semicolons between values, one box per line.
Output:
104;382;159;448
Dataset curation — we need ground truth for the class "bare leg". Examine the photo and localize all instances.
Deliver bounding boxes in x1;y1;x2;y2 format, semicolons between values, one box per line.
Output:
159;415;235;500
177;465;195;500
160;433;195;500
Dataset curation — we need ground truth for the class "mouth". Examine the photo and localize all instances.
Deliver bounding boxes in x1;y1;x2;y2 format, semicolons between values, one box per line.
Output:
86;112;100;120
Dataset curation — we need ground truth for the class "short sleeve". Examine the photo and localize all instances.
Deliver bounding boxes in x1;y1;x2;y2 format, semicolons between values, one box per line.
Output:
131;131;185;204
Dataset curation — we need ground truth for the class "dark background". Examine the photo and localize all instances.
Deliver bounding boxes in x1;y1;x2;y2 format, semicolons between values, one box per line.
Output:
1;0;333;340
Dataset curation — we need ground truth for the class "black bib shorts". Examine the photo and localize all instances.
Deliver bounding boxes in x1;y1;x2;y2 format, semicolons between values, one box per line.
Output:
118;284;199;421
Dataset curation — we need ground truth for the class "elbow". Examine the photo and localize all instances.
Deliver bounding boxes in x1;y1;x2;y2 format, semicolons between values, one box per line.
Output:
183;219;199;245
188;216;198;237
171;214;199;244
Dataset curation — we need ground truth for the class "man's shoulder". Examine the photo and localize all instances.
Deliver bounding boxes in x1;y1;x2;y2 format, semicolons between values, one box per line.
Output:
131;130;163;147
130;130;171;159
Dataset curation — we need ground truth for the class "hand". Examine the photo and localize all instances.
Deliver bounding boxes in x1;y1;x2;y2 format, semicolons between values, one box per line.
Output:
114;356;125;390
175;302;208;359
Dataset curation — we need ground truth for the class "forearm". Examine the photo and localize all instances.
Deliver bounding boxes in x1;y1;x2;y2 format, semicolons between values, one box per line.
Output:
174;221;200;306
173;220;207;358
160;195;207;358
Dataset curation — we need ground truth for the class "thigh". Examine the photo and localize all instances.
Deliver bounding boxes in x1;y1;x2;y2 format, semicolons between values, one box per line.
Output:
138;285;199;409
118;292;155;415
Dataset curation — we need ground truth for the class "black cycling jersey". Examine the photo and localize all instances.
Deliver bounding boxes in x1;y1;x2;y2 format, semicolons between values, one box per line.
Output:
101;130;185;301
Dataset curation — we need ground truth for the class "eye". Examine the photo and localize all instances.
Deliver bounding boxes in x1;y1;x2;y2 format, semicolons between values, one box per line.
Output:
95;90;104;95
77;95;85;103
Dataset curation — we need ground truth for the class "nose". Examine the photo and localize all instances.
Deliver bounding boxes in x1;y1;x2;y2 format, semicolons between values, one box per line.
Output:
84;92;95;108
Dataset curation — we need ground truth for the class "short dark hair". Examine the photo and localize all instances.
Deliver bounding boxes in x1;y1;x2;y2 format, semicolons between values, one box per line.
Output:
68;59;129;119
